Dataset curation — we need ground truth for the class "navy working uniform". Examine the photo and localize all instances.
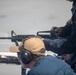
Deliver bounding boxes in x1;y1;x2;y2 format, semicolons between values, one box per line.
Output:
43;0;76;72
27;56;76;75
44;0;76;56
9;36;76;75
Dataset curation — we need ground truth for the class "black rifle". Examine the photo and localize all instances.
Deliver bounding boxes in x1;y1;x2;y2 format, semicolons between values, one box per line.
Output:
0;30;57;45
0;30;57;75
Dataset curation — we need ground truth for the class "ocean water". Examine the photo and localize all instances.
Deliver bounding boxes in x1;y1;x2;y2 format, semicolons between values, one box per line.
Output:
0;64;21;75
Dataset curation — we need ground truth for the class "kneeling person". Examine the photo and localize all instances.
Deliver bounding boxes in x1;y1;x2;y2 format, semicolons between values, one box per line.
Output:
9;36;76;75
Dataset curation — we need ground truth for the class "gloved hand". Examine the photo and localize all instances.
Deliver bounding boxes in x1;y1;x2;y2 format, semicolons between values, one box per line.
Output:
61;54;71;61
66;18;72;25
51;27;62;37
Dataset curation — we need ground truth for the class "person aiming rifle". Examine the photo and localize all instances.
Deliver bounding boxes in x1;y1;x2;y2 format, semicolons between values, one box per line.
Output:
9;36;76;75
43;0;76;72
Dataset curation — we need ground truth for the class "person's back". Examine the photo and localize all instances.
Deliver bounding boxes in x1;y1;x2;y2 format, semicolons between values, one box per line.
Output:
27;55;76;75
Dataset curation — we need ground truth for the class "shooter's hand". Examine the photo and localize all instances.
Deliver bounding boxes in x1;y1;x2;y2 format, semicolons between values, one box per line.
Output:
51;27;62;37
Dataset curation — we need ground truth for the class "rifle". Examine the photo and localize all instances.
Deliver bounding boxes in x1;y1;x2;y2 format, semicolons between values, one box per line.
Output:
0;30;57;45
0;30;57;75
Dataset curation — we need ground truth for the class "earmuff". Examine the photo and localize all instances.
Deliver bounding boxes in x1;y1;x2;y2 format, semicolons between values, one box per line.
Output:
19;45;34;64
18;36;36;64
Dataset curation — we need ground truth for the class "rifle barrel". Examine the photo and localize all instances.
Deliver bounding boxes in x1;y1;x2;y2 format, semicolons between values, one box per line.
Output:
0;37;12;39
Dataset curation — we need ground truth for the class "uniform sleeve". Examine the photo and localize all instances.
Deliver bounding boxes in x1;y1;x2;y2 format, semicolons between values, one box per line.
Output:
56;69;76;75
59;24;72;37
56;65;76;75
61;7;76;54
44;12;76;55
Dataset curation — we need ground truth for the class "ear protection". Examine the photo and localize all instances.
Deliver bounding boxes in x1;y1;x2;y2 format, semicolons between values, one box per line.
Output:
19;46;34;64
18;37;34;64
19;51;33;64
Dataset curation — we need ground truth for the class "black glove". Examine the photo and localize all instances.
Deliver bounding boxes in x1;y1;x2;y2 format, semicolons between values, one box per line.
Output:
51;27;62;37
